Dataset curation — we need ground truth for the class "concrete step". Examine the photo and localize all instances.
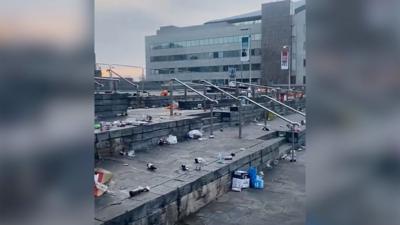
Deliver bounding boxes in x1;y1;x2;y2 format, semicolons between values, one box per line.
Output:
201;122;229;132
201;116;220;125
257;131;279;141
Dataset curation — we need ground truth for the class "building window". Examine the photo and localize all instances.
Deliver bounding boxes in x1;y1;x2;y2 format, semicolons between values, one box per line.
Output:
303;58;306;67
213;52;219;58
151;33;261;50
303;76;306;84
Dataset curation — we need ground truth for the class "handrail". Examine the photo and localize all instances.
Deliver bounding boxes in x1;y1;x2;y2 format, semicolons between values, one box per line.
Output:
94;77;119;81
238;96;300;126
261;95;305;117
171;78;218;104
107;69;139;89
94;81;104;87
236;82;305;94
200;80;239;100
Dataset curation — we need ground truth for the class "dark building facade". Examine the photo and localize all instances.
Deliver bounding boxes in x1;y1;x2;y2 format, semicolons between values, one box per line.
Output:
261;0;292;86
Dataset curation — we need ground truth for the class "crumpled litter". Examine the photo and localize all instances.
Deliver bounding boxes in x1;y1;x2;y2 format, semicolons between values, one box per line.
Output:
188;130;203;139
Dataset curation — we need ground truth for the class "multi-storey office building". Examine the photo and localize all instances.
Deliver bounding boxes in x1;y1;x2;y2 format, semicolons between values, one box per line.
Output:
145;0;306;87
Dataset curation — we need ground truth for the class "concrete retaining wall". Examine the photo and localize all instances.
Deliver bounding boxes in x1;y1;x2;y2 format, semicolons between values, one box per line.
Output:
95;93;131;119
95;99;305;158
95;117;207;158
98;138;294;225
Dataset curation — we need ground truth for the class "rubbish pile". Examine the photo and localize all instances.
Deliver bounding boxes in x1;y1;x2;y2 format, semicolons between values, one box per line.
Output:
158;135;178;145
231;166;264;192
95;116;154;131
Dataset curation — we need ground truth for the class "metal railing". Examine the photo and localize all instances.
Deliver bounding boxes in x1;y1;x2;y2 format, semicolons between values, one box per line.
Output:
95;77;120;92
171;79;218;104
108;69;139;88
236;82;276;90
238;96;299;162
200;80;239;100
238;96;299;126
94;80;104;87
261;95;306;117
170;78;218;137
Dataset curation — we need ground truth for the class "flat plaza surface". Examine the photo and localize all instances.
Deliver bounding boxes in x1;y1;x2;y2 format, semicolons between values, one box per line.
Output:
178;150;306;225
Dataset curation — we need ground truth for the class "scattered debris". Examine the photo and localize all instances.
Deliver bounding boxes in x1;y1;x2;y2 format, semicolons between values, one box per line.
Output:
230;153;236;157
301;119;306;126
194;157;205;164
127;150;135;158
220;128;224;132
94;168;113;197
122;163;129;166
232;170;250;192
224;155;233;160
147;163;157;171
145;115;153;122
209;134;215;139
181;164;189;171
266;160;273;169
166;135;178;144
188;130;203;139
194;158;205;171
262;126;270;131
240;148;246;151
158;137;168;145
129;186;150;198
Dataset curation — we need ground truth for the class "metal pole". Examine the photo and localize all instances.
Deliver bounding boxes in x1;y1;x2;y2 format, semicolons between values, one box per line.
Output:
141;67;145;94
288;46;291;90
261;95;306;117
184;87;187;100
237;83;242;139
210;103;214;138
203;85;207;111
169;81;173;116
291;126;296;162
264;111;268;128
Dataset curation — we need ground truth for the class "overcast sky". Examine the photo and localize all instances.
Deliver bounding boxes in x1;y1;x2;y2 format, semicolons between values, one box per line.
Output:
95;0;273;68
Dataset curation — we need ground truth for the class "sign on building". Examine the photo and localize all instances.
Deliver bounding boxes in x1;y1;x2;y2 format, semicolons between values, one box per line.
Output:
281;47;289;70
240;36;250;62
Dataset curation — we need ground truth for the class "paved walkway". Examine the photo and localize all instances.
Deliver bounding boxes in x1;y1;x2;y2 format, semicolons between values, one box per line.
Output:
177;150;306;225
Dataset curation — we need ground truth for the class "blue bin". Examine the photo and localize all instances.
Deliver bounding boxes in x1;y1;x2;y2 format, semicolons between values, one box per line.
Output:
248;167;257;188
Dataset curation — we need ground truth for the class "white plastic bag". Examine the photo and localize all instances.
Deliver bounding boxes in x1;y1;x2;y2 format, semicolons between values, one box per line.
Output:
188;130;203;139
166;135;178;144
